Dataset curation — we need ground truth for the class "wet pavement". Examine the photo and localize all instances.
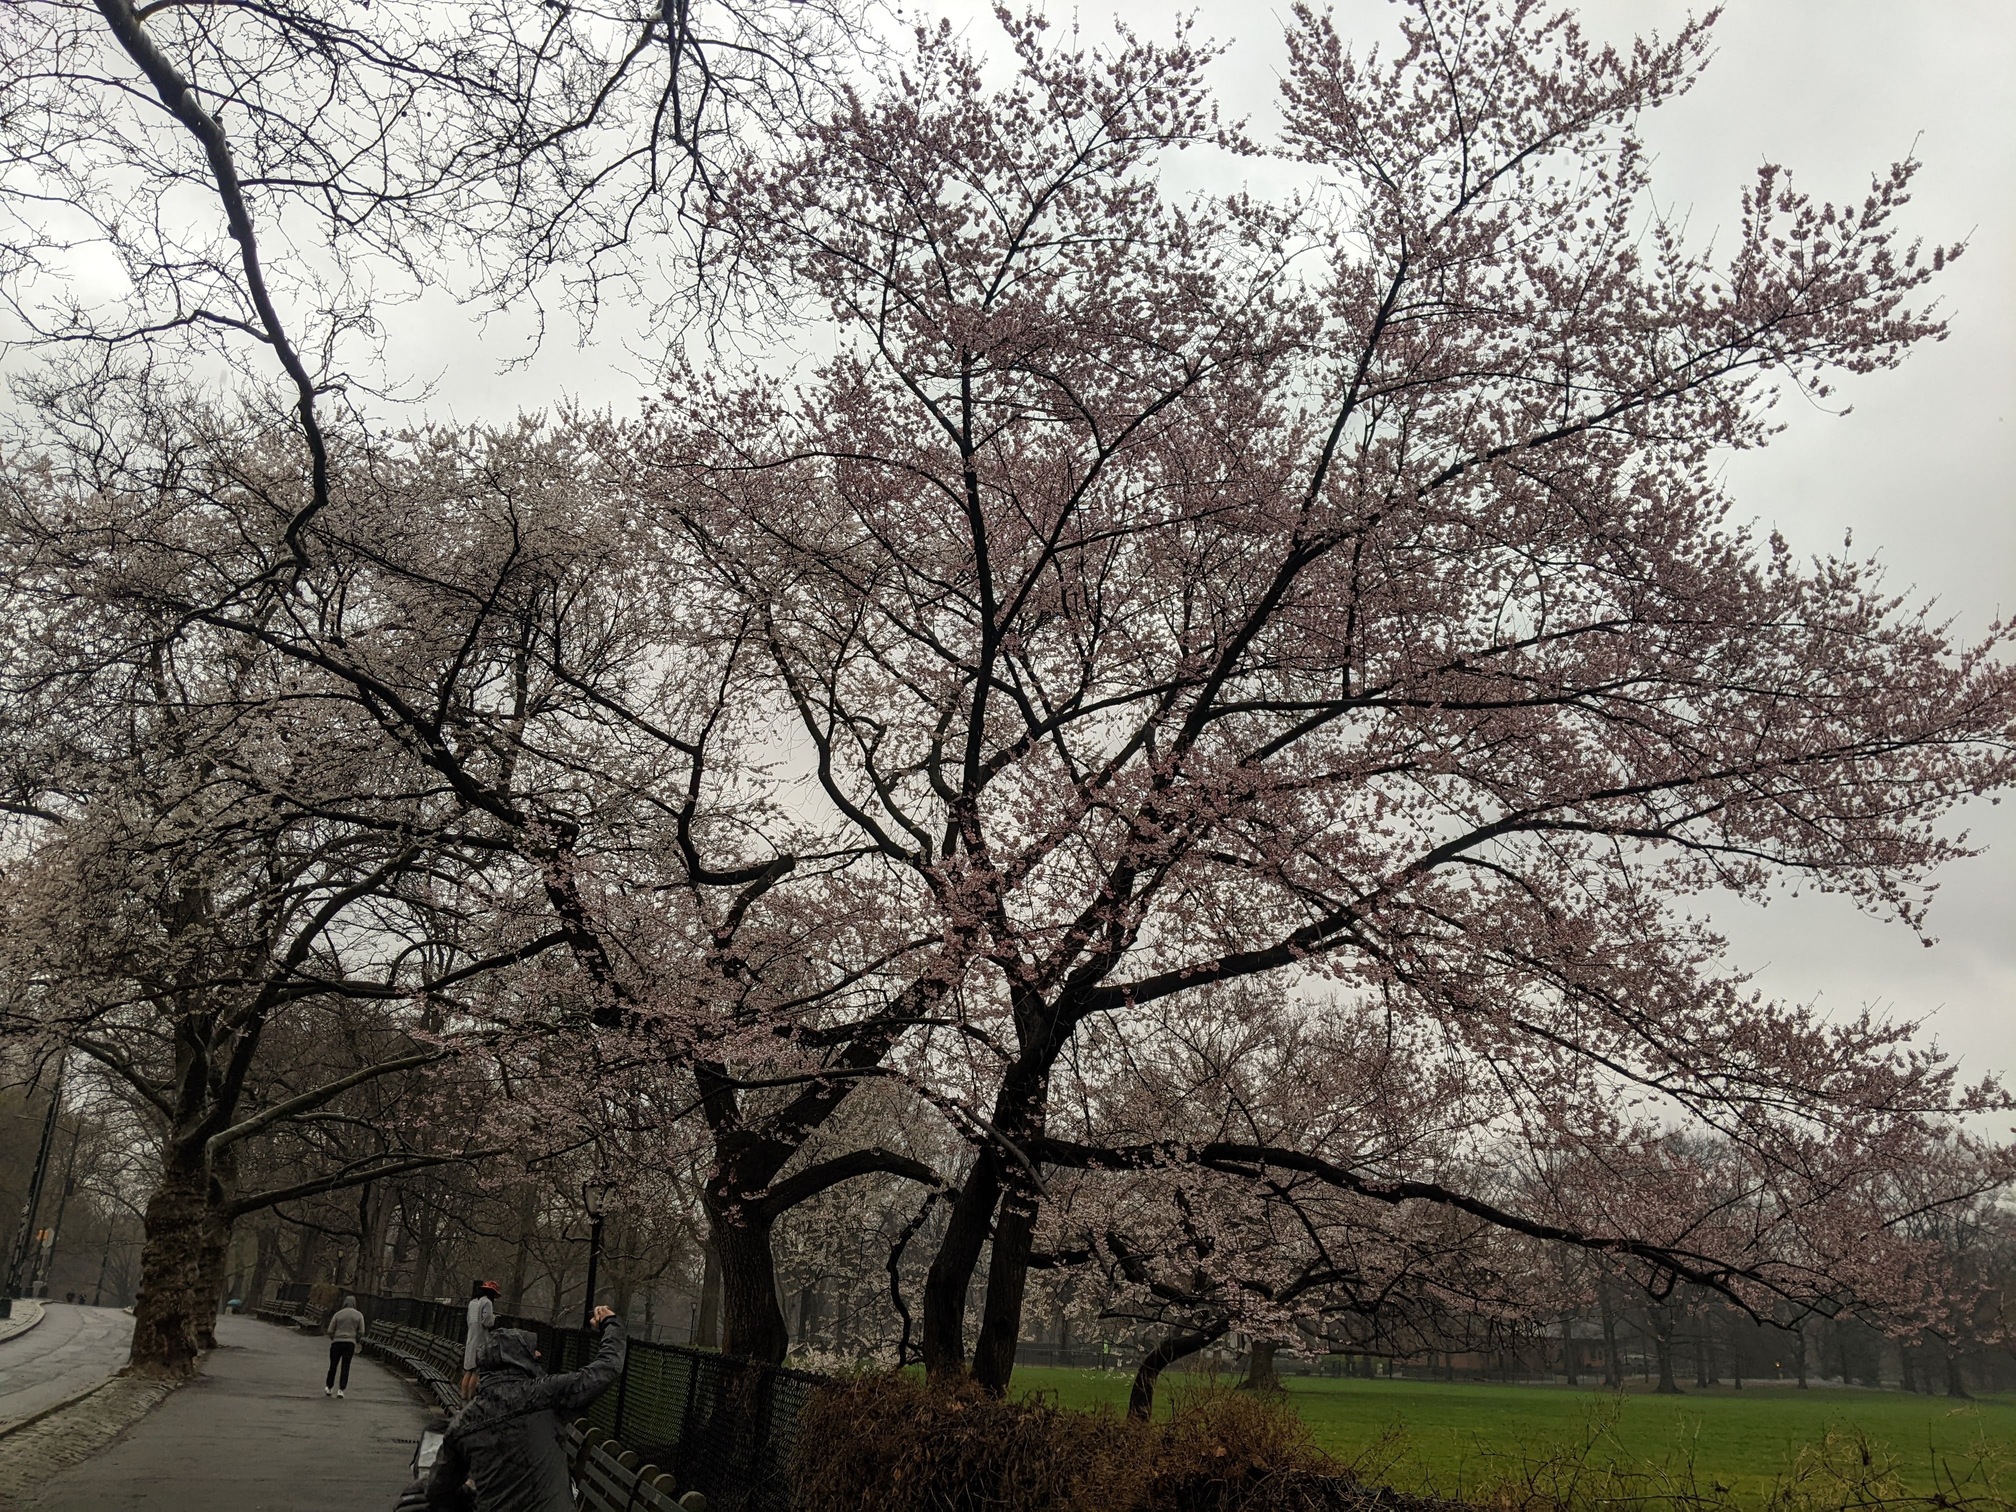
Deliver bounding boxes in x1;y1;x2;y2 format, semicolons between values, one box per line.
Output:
20;1314;428;1510
0;1304;131;1430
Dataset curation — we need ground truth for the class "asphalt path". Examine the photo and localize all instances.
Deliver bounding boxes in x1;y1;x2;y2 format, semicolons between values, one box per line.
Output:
0;1302;133;1429
27;1314;428;1510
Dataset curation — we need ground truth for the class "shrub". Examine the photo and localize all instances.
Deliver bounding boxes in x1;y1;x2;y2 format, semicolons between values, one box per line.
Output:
790;1372;1434;1512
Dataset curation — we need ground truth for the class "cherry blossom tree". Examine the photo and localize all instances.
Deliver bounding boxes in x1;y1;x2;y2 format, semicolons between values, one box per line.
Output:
0;405;963;1365
641;0;2016;1392
0;541;543;1371
0;0;894;1370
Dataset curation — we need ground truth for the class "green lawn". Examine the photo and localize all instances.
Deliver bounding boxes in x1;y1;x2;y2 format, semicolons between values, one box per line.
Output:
1008;1368;2016;1505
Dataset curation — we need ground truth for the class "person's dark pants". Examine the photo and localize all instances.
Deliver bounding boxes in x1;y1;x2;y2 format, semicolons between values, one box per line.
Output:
327;1341;355;1390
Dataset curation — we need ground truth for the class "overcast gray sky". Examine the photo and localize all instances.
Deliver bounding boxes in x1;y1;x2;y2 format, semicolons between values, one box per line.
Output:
407;1;2015;1090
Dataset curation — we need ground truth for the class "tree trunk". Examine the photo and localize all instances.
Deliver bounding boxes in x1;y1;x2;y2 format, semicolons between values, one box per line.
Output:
1793;1321;1808;1389
919;1155;1001;1382
1943;1345;1969;1399
1561;1310;1579;1384
190;1142;237;1351
497;1183;537;1312
289;1223;322;1287
411;1218;436;1301
1130;1321;1228;1419
934;1057;1054;1392
192;1202;234;1350
1241;1339;1284;1393
1651;1301;1682;1393
971;1176;1042;1395
794;1281;817;1351
695;1240;722;1347
711;1205;786;1364
611;1223;637;1318
246;1224;280;1310
1598;1280;1622;1388
1693;1308;1713;1388
125;1155;211;1377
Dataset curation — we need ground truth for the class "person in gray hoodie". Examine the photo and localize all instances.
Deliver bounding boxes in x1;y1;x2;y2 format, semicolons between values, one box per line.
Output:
424;1308;625;1512
325;1295;366;1397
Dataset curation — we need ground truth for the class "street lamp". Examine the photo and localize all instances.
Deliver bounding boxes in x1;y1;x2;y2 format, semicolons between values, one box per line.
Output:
2;1067;63;1320
580;1180;613;1331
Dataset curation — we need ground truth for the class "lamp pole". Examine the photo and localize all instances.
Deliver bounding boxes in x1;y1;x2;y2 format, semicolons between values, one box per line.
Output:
2;1067;63;1320
580;1181;611;1331
34;1124;83;1299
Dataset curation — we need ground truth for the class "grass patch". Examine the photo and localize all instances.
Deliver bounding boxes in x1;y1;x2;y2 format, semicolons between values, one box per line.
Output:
1008;1368;2016;1506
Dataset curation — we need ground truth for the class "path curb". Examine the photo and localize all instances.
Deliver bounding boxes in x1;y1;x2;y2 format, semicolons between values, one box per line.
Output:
0;1299;47;1348
0;1378;116;1442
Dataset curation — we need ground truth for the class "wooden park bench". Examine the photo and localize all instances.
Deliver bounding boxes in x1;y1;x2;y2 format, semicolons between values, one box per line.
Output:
361;1321;463;1411
566;1419;706;1512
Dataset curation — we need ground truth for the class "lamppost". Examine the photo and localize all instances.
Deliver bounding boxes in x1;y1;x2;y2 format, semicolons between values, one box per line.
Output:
2;1068;63;1320
579;1180;612;1331
32;1124;83;1300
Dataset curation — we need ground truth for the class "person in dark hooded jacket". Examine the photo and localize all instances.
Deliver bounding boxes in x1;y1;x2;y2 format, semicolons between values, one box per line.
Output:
423;1307;625;1512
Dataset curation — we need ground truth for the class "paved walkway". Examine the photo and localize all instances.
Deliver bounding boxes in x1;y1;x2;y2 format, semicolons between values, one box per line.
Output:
0;1304;131;1429
22;1315;429;1511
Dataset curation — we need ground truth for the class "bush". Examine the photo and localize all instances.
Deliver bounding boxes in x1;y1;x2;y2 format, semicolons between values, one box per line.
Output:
791;1372;1437;1512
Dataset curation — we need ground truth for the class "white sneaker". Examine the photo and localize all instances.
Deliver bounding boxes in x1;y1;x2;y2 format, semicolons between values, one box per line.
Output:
336;1389;345;1398
324;1386;333;1396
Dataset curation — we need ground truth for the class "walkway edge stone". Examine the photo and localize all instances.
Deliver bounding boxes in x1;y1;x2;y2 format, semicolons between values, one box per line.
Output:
0;1377;113;1441
0;1300;46;1347
0;1375;180;1509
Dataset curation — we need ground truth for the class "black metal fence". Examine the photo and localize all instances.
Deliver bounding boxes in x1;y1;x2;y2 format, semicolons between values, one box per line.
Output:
261;1289;821;1511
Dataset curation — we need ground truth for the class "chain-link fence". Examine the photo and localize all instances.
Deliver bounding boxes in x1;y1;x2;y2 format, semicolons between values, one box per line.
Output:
259;1288;821;1511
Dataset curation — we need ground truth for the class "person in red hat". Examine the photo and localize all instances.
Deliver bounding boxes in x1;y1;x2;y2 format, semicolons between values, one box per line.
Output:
460;1279;501;1399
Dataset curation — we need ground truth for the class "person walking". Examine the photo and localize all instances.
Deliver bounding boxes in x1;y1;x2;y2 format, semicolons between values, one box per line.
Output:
460;1279;500;1400
325;1295;366;1397
424;1308;626;1511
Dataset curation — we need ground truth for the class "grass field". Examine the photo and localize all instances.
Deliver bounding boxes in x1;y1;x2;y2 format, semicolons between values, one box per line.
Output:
1007;1368;2016;1504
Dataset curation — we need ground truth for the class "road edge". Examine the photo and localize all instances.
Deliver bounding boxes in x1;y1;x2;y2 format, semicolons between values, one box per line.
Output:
0;1300;46;1349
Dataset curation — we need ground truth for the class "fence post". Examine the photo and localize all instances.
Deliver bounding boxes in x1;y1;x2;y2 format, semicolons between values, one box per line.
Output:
679;1354;703;1460
614;1347;630;1442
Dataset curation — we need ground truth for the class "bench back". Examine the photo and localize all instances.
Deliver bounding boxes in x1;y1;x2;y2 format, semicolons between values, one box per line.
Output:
568;1421;705;1512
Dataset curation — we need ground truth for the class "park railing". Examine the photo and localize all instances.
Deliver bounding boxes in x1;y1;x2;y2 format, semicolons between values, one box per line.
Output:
257;1287;820;1512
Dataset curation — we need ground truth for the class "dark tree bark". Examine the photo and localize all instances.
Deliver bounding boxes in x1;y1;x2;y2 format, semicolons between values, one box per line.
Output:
920;1156;1001;1380
710;1202;785;1362
971;1175;1043;1393
1944;1345;1969;1399
1129;1320;1228;1419
1240;1340;1284;1393
126;1154;210;1377
246;1223;280;1308
1650;1300;1682;1394
1598;1280;1622;1388
192;1207;233;1351
928;1048;1054;1392
695;1240;722;1348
